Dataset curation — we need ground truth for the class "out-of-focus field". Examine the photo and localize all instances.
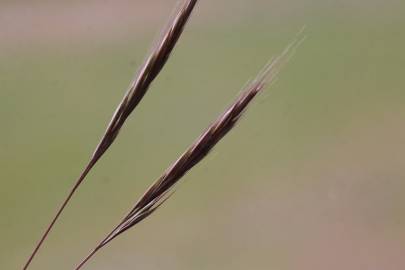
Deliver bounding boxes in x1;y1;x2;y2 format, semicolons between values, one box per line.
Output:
1;0;405;269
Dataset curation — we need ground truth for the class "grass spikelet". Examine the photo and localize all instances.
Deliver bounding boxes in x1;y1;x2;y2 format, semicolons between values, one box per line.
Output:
74;34;304;270
22;1;198;269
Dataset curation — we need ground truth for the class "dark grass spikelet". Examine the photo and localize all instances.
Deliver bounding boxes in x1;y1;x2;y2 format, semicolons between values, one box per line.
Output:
22;1;198;269
74;36;304;270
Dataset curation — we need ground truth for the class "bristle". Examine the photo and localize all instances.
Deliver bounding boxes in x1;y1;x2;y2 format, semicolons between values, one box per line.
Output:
74;34;302;269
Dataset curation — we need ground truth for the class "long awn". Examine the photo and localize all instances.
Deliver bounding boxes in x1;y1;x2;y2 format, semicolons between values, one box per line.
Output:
74;35;304;270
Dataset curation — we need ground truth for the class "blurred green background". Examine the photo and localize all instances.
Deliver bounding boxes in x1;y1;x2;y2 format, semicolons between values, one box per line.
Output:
1;0;405;269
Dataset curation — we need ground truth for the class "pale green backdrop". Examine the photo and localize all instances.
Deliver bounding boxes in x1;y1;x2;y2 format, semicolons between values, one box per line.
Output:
1;0;405;269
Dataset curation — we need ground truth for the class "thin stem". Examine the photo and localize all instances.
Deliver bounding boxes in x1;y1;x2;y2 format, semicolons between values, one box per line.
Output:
74;221;122;270
74;246;101;270
22;161;96;270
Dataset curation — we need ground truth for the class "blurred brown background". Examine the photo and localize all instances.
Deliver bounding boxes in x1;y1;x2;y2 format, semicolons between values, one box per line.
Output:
1;0;405;269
